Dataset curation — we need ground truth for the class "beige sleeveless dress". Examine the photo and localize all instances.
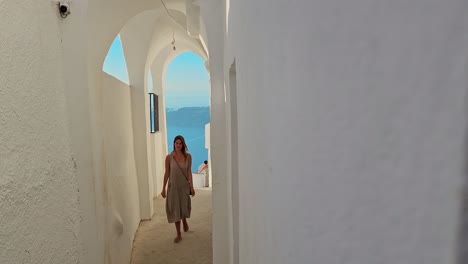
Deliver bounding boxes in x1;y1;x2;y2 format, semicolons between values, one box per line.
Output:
166;154;191;223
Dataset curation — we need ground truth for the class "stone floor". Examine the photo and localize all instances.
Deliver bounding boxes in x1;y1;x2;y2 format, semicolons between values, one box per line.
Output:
130;188;213;264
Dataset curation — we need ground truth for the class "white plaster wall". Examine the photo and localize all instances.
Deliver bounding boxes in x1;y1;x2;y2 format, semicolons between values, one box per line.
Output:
205;123;212;187
198;1;231;263
150;65;168;200
186;0;200;37
151;132;166;198
120;12;158;220
205;123;211;149
61;1;104;263
149;134;157;197
217;0;468;263
102;73;141;264
0;1;84;263
146;16;207;67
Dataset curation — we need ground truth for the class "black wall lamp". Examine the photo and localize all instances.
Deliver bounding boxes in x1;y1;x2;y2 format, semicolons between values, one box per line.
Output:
58;1;71;18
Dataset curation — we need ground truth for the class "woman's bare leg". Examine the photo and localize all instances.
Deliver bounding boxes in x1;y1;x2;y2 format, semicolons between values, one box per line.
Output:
182;217;189;232
174;221;182;243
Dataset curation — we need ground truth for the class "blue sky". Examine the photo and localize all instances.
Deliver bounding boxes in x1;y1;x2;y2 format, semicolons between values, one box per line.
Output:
103;35;210;108
103;35;129;84
164;52;210;108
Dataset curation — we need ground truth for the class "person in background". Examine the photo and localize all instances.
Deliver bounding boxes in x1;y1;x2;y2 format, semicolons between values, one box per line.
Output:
198;160;209;187
161;135;195;243
198;160;208;174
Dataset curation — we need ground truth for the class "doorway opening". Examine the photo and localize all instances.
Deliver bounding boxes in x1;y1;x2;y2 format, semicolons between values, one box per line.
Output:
164;51;211;188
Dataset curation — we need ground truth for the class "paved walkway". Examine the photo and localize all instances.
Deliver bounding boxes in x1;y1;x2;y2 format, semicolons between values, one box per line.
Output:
130;188;213;264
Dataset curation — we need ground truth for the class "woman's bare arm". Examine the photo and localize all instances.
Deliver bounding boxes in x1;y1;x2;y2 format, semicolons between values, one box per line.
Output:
161;155;170;197
187;154;195;196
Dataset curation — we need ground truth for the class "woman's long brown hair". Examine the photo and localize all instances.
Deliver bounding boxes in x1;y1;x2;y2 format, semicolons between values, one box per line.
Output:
173;135;188;157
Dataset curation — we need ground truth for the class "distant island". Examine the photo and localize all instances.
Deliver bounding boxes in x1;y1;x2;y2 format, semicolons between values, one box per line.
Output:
166;106;210;127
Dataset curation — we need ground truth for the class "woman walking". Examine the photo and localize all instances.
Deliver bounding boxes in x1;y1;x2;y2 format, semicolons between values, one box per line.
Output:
161;135;196;243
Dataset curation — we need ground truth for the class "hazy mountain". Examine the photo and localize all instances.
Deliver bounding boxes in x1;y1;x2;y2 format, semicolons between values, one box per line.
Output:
166;106;210;127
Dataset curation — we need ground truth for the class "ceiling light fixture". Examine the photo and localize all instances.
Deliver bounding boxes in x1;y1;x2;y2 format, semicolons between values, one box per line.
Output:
160;0;177;51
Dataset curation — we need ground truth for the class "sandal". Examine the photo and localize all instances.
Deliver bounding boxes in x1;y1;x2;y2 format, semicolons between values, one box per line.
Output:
173;236;182;243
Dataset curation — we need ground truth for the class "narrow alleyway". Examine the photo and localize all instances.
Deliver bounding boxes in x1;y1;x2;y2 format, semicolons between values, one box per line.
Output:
130;188;213;264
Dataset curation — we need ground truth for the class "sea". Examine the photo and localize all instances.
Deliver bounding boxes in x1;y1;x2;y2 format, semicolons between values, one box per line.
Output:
165;107;210;172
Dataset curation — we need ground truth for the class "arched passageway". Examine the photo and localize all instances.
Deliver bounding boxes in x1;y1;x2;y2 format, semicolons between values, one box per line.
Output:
129;41;212;264
163;51;211;176
94;1;212;263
